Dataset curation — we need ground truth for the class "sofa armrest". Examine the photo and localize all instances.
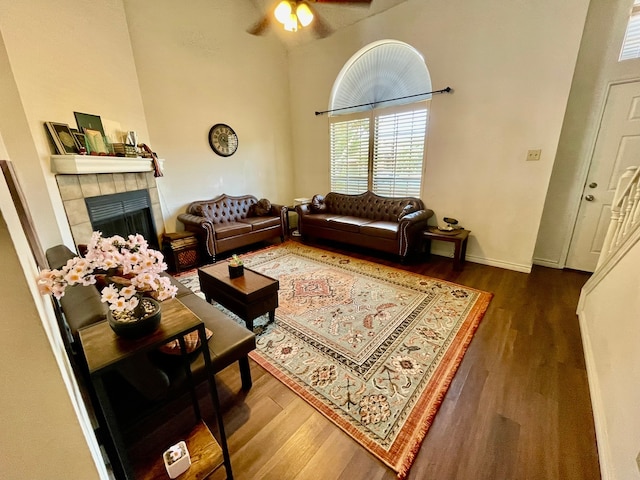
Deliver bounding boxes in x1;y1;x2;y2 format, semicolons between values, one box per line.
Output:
400;208;434;225
270;203;287;238
177;213;216;258
295;203;312;216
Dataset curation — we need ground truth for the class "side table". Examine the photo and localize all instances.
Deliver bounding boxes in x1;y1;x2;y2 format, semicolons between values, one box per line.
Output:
422;226;471;270
79;298;233;479
163;232;200;273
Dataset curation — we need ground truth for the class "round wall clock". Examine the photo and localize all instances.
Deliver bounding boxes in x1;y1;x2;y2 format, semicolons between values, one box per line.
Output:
208;123;238;157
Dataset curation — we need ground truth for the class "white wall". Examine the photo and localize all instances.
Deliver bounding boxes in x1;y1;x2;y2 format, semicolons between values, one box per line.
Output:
123;0;294;232
535;0;640;269
578;230;640;479
0;128;102;478
287;0;590;272
0;0;152;248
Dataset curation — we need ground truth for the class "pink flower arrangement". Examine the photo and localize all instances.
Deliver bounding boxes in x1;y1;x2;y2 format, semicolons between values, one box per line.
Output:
37;231;178;313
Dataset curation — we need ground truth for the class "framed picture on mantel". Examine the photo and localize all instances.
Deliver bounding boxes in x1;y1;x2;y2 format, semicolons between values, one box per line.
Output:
45;122;80;155
74;112;105;136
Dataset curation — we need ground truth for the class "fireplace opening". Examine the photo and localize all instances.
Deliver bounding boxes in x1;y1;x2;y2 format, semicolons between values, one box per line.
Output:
85;189;159;250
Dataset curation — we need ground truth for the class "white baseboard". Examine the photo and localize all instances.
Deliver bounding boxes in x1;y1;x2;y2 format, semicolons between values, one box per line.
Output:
577;307;612;479
532;256;564;269
429;245;532;273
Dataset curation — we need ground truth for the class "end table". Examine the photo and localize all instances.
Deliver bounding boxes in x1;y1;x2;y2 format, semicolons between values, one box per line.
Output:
422;226;471;270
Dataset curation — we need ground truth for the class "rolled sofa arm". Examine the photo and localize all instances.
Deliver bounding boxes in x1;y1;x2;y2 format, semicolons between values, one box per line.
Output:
269;203;288;238
398;208;434;257
294;204;312;236
400;208;434;225
177;213;216;258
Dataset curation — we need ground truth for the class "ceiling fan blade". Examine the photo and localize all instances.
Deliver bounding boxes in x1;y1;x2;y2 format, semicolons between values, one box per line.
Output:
310;8;334;38
311;0;373;4
247;14;271;36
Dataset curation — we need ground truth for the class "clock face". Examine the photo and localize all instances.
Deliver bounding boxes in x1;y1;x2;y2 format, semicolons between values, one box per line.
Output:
208;124;238;157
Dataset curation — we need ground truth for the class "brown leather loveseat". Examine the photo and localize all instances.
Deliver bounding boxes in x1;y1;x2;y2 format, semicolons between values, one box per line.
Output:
178;193;286;263
296;191;433;261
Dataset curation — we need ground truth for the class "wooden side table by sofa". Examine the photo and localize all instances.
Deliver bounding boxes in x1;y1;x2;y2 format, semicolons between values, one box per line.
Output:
163;232;200;273
422;226;471;270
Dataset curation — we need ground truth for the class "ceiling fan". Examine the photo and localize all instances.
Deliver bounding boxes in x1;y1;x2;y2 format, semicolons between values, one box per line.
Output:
248;0;373;39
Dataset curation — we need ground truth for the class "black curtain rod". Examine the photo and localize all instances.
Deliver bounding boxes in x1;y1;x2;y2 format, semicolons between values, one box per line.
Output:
314;86;452;116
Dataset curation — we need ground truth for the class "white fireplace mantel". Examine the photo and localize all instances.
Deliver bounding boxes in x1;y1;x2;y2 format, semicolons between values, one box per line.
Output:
50;155;164;175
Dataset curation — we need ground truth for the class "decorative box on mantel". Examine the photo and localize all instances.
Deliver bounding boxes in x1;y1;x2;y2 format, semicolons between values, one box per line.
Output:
50;154;164;175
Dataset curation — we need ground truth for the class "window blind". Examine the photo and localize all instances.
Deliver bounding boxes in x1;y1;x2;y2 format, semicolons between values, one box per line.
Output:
329;116;370;194
620;1;640;61
330;103;428;196
373;107;428;197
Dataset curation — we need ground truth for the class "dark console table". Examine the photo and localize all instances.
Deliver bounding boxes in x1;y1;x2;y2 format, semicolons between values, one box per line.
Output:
79;298;233;479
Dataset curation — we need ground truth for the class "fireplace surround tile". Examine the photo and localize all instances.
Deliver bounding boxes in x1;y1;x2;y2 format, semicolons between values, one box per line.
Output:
65;198;91;225
56;175;82;201
97;174;117;195
79;175;101;198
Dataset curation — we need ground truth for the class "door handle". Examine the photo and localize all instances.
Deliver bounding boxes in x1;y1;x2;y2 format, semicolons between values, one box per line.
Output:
585;194;595;201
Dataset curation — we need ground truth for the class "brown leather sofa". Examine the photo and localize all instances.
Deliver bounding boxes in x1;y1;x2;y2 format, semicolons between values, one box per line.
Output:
178;193;287;263
296;191;433;261
45;244;256;419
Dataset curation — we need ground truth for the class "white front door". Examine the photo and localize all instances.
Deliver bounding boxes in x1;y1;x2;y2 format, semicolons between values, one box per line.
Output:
566;81;640;272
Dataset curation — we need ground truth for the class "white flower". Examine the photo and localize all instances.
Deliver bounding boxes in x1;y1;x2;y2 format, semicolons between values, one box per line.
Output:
37;231;177;313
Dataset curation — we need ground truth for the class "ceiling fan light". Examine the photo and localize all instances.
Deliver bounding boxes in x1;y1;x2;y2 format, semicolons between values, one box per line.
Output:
296;3;314;27
284;12;298;32
274;1;292;25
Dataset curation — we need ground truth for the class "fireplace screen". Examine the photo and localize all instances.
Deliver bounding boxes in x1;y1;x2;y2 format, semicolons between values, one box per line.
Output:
85;190;159;249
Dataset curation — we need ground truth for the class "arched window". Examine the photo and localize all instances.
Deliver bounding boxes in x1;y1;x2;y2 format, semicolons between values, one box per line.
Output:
329;40;432;196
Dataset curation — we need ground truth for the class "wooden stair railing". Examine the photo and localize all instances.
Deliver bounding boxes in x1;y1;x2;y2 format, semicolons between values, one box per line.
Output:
598;166;640;268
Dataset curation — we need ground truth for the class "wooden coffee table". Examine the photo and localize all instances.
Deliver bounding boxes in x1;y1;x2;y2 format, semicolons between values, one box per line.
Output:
198;262;279;331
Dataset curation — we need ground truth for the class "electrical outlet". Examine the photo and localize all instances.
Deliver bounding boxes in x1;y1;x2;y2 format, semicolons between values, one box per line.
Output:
526;149;542;161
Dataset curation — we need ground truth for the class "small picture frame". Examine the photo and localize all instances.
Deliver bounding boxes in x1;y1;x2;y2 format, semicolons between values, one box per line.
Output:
74;112;105;136
84;128;109;154
72;132;86;151
45;122;80;155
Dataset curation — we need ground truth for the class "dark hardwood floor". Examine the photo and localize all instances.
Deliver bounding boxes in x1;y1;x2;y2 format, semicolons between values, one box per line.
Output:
153;239;601;479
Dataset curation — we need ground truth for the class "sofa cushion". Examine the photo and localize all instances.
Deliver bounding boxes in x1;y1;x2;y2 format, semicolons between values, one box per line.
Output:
310;194;327;213
238;216;281;230
214;222;252;240
248;198;272;217
359;221;400;240
301;213;340;226
326;216;373;233
176;294;256;376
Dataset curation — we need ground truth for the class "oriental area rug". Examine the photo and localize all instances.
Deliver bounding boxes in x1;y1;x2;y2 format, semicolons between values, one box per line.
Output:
176;242;492;478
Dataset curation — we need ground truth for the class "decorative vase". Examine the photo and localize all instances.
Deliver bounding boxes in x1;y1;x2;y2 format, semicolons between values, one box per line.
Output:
228;264;244;279
107;297;162;338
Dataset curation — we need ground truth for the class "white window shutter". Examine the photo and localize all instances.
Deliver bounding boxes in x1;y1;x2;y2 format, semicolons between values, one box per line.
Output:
372;106;428;197
330;116;370;194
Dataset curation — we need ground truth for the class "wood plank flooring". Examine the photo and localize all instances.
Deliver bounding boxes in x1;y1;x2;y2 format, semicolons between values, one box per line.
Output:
154;240;601;480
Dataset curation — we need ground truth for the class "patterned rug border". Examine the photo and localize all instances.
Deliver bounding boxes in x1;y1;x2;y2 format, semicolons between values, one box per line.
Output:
233;242;493;479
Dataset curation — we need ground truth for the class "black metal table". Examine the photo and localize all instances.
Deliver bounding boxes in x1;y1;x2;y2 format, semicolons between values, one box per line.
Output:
79;298;233;479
